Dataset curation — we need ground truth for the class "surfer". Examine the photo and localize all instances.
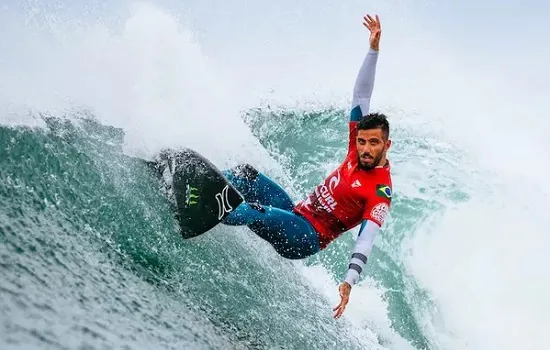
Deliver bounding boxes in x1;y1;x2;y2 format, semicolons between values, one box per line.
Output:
221;13;391;318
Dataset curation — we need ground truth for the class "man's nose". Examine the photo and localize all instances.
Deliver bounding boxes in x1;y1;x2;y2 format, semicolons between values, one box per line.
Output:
360;145;371;154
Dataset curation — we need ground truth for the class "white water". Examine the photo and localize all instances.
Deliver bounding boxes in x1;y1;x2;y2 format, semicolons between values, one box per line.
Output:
0;2;272;170
2;1;550;349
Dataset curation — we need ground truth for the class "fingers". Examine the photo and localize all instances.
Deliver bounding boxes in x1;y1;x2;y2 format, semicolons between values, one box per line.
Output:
333;302;347;318
366;14;375;24
333;298;349;318
363;13;381;30
333;301;342;318
363;15;373;29
333;306;344;319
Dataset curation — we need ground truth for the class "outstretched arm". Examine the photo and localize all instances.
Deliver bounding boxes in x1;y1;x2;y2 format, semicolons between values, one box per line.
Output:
344;220;379;285
333;219;380;319
334;185;391;318
348;14;382;152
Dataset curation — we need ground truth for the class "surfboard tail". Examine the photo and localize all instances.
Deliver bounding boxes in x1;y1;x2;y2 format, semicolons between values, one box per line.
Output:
152;148;244;239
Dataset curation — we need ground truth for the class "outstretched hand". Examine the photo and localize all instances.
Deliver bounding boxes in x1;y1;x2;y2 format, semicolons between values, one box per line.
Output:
363;14;381;51
333;282;352;319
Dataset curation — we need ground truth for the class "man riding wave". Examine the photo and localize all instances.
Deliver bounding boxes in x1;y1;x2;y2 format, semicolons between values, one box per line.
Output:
220;13;392;318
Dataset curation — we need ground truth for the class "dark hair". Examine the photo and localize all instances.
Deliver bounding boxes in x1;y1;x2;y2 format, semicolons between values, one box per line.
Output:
357;112;390;140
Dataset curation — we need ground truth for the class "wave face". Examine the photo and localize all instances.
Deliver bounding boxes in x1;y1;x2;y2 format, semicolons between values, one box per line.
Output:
0;116;388;349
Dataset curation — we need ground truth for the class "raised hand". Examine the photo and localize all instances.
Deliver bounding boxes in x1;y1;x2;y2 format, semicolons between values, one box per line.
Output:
363;14;381;51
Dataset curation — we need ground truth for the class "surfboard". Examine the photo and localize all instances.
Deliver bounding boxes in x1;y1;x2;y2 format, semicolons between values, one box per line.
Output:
145;148;244;239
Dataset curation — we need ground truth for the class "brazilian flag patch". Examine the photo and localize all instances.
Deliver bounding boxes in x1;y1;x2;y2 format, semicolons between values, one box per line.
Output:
376;184;392;200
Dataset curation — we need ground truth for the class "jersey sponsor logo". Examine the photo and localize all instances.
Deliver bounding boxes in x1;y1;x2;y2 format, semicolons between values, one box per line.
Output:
376;184;392;200
215;185;234;219
370;202;389;224
313;171;341;213
328;171;341;192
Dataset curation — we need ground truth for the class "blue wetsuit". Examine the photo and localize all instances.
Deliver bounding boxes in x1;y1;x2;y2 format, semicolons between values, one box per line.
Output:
222;165;320;259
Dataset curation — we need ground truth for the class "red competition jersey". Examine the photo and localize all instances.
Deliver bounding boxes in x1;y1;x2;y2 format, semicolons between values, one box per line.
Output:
293;121;393;249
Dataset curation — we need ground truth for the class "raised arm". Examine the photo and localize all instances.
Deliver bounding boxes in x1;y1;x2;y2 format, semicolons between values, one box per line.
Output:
348;14;382;152
350;49;379;121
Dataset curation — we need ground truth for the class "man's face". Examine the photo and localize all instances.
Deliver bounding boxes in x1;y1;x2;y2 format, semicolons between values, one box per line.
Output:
356;128;391;170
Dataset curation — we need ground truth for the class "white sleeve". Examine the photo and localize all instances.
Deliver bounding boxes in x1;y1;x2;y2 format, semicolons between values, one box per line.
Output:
351;49;379;116
344;219;380;286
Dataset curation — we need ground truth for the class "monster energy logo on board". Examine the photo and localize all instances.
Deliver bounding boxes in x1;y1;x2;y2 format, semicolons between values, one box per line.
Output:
185;183;199;207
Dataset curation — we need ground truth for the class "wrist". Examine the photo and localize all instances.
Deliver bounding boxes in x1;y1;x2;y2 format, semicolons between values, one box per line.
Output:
344;269;359;286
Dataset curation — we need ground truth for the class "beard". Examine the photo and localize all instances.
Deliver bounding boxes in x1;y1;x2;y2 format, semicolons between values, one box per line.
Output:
357;151;383;170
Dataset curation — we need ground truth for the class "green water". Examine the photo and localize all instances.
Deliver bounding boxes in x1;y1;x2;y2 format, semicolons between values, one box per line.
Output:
1;112;401;349
0;105;475;349
243;106;474;350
